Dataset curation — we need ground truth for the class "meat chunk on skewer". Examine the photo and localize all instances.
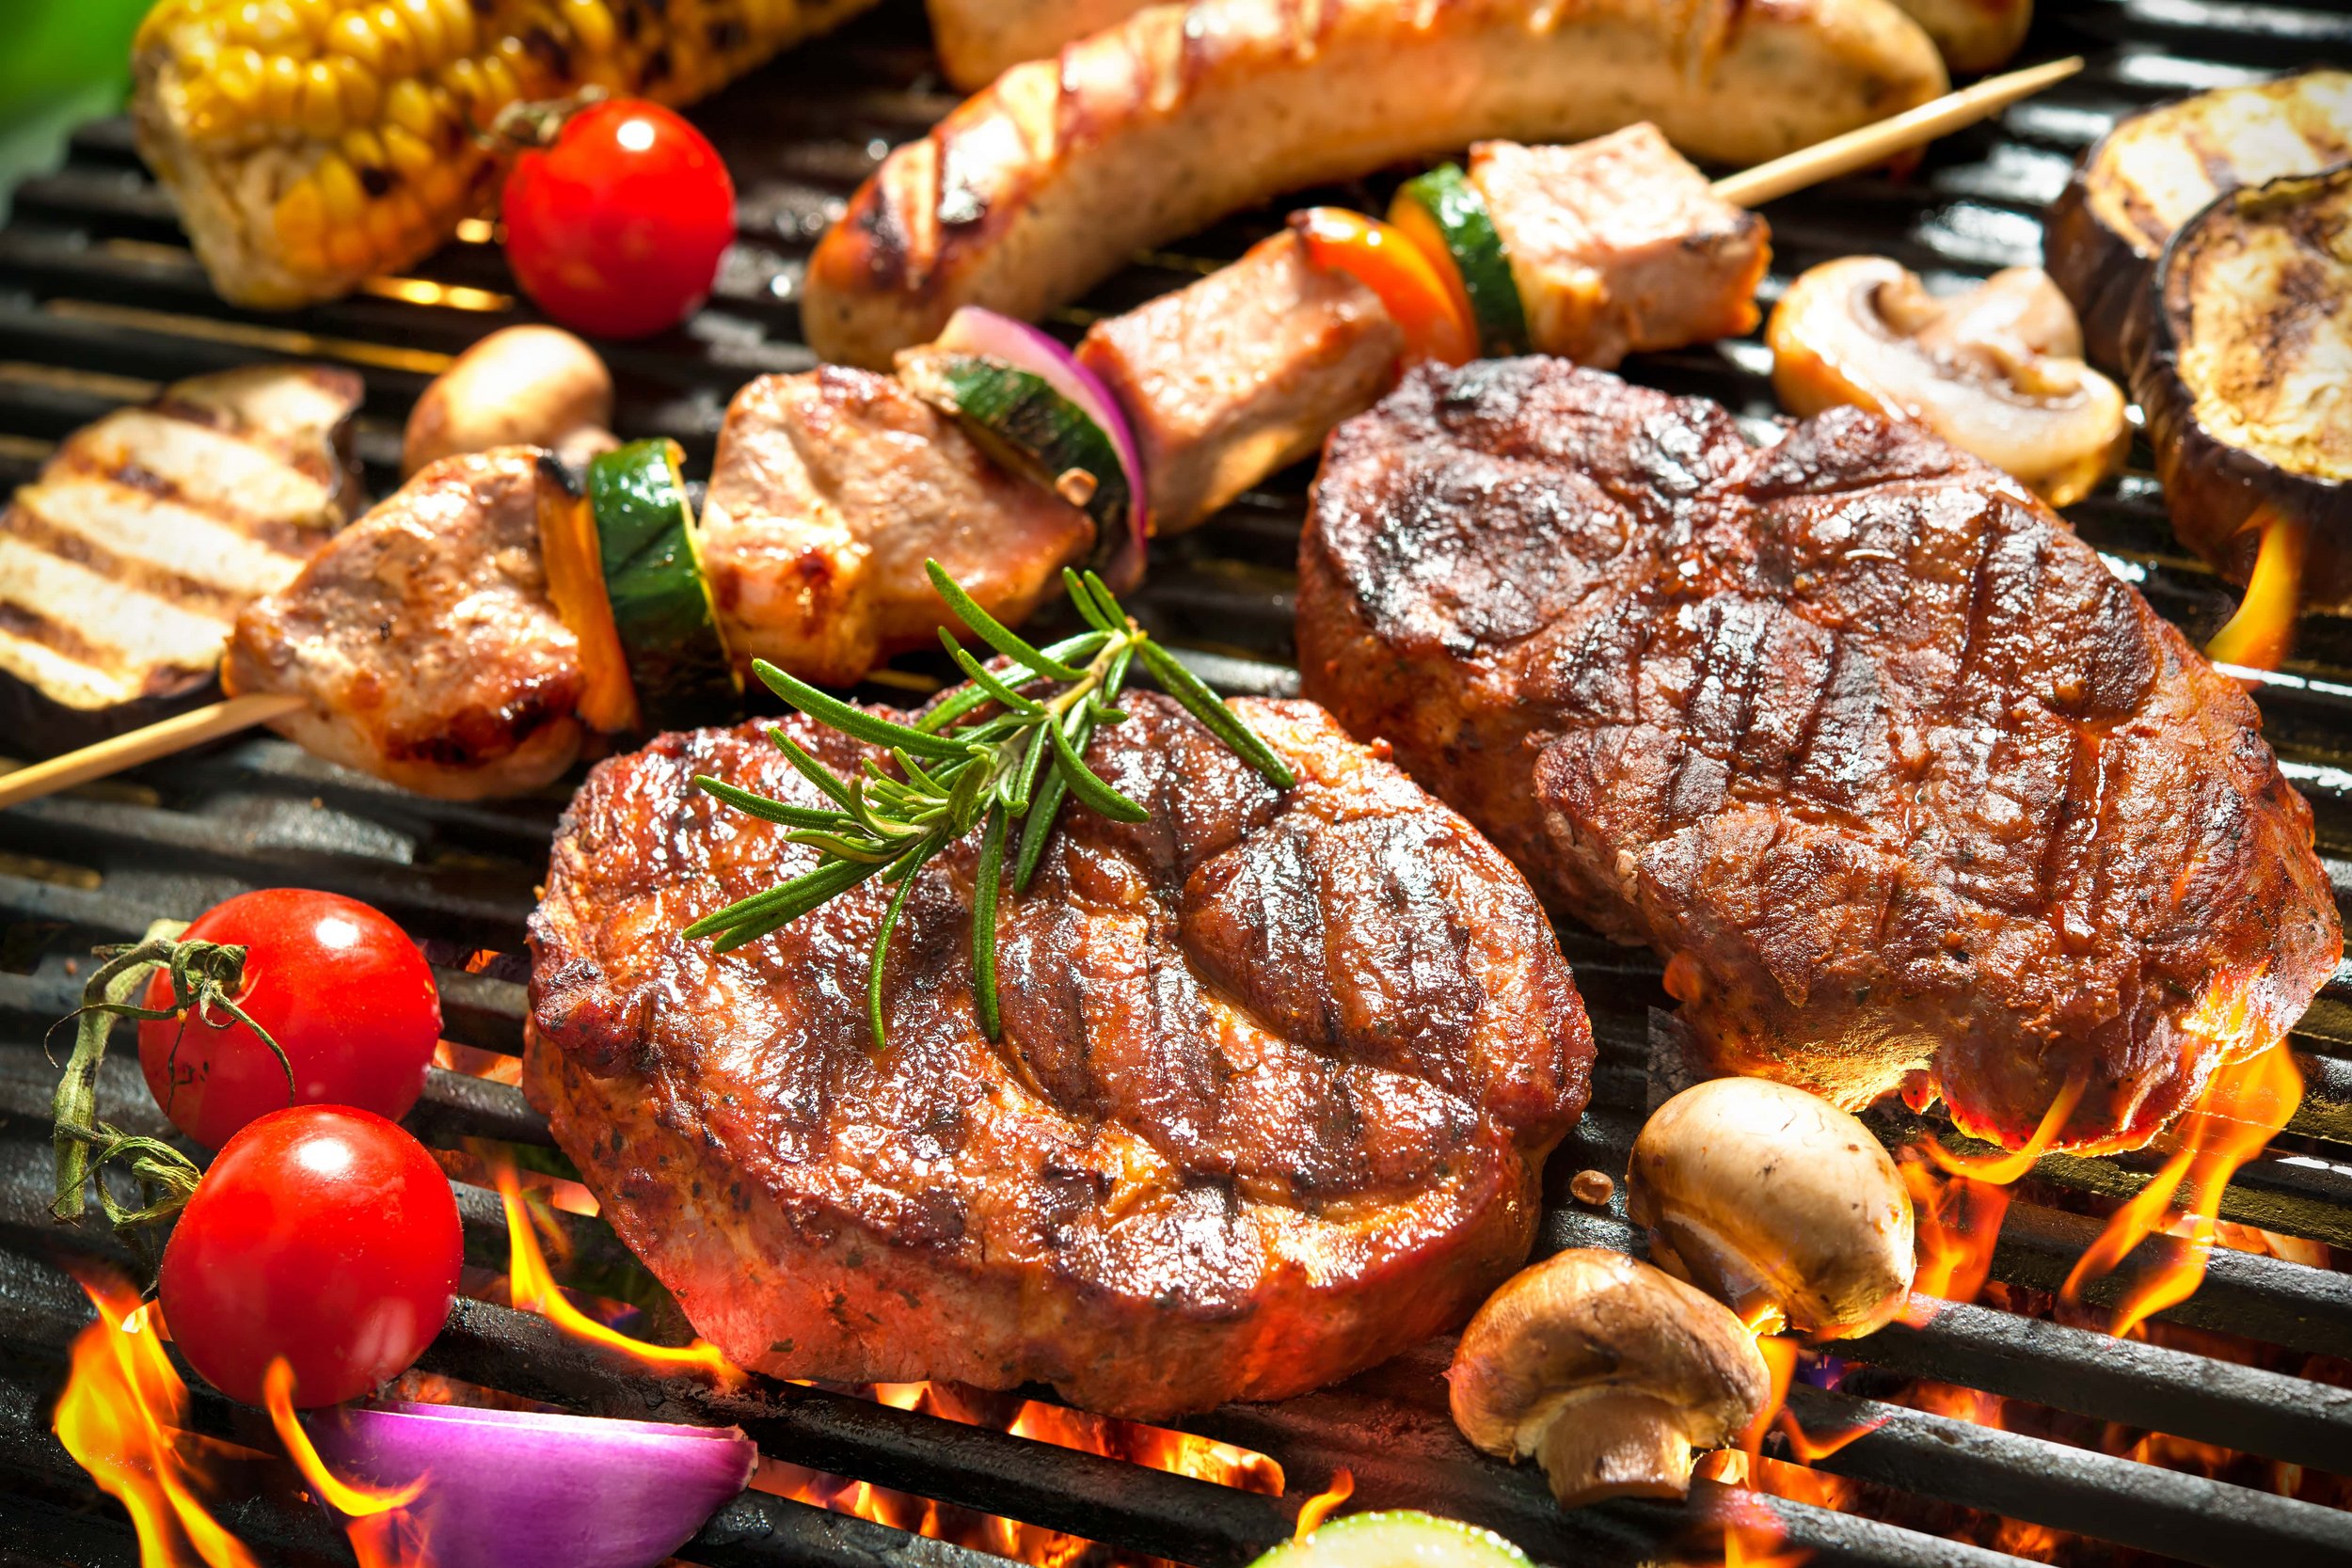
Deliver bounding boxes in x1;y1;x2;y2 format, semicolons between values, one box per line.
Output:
528;695;1593;1418
698;368;1096;688
1298;360;2341;1154
225;449;586;800
1470;125;1770;369
1078;231;1404;533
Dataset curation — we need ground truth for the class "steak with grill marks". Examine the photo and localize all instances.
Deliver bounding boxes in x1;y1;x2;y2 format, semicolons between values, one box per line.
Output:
524;693;1591;1417
1296;358;2341;1154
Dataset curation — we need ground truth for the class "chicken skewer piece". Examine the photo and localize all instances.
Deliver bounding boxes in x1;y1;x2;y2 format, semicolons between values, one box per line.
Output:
0;59;2078;814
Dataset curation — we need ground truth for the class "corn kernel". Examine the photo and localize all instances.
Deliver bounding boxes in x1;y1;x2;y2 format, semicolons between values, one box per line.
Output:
247;0;306;51
368;2;416;79
262;52;305;123
340;126;389;171
436;0;477;61
212;45;266;112
382;123;436;178
297;58;342;136
561;0;617;57
273;178;326;245
385;76;437;138
474;53;520;115
326;10;382;71
331;54;380;123
326;224;373;273
312;150;365;221
288;0;338;42
397;0;447;71
366;193;408;255
440;55;483;110
417;156;468;212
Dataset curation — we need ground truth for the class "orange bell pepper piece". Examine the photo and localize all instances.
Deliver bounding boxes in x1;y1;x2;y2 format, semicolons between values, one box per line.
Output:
1290;207;1476;367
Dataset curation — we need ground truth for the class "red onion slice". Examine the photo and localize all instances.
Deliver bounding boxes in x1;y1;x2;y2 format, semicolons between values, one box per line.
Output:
305;1401;755;1568
934;305;1149;590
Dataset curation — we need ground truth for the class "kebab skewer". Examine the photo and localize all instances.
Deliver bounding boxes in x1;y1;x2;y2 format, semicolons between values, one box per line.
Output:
0;60;2078;813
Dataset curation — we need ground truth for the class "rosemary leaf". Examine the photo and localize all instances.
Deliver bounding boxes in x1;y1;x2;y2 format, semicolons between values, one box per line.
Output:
755;659;974;760
972;803;1010;1040
1134;641;1297;788
692;775;843;830
771;731;858;810
941;635;1047;717
867;843;935;1049
925;562;1083;680
1012;768;1068;893
1062;566;1120;634
1047;714;1148;823
1009;717;1054;816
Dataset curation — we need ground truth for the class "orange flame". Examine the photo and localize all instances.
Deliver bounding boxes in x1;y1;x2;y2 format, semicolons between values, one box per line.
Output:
2206;510;2303;673
262;1359;427;1568
53;1271;262;1568
2063;1037;2303;1338
1898;1155;2011;1324
493;1161;739;1378
1293;1469;1354;1537
1927;1076;2083;1183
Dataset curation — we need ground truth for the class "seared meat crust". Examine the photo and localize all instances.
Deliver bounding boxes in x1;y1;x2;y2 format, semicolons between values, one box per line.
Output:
1297;359;2340;1153
527;695;1590;1417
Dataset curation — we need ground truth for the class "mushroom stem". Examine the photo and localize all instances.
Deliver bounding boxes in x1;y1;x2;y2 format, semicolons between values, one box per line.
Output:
1533;1393;1704;1505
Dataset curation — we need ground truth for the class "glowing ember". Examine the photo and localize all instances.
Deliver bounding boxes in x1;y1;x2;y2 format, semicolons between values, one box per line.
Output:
2063;1037;2303;1338
493;1161;738;1378
53;1268;261;1568
2205;510;2303;673
262;1358;427;1568
1292;1469;1353;1537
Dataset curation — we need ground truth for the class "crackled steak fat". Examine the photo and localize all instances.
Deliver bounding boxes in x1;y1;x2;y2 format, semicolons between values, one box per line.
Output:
525;694;1592;1418
1296;359;2340;1154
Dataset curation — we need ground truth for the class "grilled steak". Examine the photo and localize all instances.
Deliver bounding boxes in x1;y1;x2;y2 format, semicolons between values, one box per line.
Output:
1296;359;2341;1154
0;364;361;754
526;694;1592;1417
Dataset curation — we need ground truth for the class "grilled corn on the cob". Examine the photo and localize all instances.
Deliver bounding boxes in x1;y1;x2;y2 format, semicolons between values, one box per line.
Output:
132;0;880;309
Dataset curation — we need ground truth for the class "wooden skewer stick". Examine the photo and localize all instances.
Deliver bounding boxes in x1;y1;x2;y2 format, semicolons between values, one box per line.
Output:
0;692;305;812
1713;55;2085;208
0;58;2086;818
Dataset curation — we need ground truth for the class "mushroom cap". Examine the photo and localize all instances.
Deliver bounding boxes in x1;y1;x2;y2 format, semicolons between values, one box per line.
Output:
403;325;615;477
1629;1076;1915;1339
1446;1248;1769;1461
1766;255;2129;507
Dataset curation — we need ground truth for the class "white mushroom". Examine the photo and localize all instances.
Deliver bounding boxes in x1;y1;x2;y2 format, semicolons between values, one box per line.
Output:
403;325;617;476
1628;1077;1915;1340
1768;257;2129;507
1447;1249;1769;1509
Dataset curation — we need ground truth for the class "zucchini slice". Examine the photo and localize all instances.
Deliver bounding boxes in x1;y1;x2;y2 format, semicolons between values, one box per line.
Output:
1391;166;1531;357
898;350;1136;554
1248;1513;1534;1568
585;438;738;724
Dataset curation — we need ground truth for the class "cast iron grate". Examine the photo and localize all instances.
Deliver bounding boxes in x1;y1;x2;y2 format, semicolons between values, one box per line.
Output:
5;2;2352;1565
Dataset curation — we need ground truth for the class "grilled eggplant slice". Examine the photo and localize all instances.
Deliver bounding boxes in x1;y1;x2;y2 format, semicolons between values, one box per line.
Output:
2132;165;2352;609
2047;71;2352;372
0;364;362;756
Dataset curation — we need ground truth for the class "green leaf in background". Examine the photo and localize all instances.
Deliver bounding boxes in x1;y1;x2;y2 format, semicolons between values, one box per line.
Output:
0;0;151;223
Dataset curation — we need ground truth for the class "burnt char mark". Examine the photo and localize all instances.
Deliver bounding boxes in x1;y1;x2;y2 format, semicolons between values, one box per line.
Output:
386;670;580;767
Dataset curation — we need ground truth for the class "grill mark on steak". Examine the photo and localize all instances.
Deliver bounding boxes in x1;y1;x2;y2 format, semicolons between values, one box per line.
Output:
526;692;1590;1417
1298;359;2341;1154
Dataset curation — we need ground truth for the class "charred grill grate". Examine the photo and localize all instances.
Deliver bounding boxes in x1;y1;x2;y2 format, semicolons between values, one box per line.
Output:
7;2;2352;1565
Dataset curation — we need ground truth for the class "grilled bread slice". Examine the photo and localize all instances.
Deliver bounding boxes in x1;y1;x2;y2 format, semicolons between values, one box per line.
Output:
0;364;361;757
803;0;1946;368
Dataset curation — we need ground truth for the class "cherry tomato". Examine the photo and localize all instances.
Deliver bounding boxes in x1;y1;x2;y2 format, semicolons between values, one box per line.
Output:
502;99;735;339
158;1105;462;1408
138;889;439;1152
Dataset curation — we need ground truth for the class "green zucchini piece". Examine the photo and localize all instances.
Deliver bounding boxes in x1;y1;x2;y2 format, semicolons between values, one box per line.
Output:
1248;1513;1534;1568
585;437;738;724
1392;165;1531;357
899;351;1135;548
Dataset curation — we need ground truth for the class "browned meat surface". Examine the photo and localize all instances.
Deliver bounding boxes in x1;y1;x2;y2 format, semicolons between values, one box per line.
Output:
225;448;584;800
1469;126;1769;370
1078;231;1403;533
526;694;1591;1418
1296;359;2340;1154
698;367;1095;687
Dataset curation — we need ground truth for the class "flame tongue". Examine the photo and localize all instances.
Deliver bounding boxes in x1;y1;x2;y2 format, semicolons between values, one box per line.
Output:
53;1270;261;1568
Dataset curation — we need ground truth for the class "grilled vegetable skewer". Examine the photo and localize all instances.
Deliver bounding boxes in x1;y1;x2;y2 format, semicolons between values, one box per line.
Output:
0;68;2076;810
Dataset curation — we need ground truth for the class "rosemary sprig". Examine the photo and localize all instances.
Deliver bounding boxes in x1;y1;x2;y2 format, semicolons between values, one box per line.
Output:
686;562;1295;1047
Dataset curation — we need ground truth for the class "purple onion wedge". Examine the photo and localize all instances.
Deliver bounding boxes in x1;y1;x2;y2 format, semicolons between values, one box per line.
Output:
304;1401;755;1568
930;306;1150;590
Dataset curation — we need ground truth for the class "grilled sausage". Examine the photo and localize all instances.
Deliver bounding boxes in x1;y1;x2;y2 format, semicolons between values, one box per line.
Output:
803;0;1946;369
926;0;1149;88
